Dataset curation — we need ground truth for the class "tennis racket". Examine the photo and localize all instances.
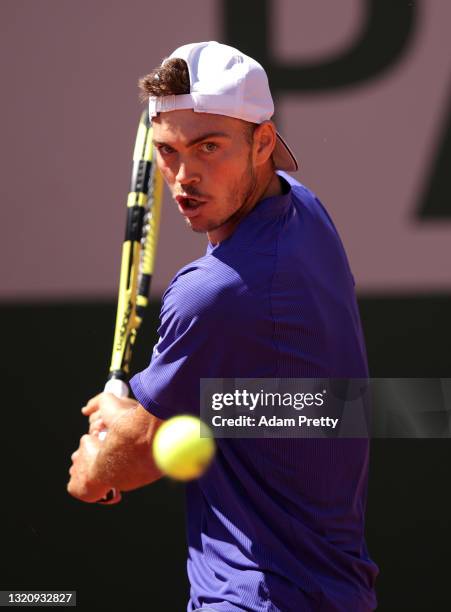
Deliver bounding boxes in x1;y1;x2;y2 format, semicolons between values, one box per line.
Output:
98;108;163;502
104;107;163;397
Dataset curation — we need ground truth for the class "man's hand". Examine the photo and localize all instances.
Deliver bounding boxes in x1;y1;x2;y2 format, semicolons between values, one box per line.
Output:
67;392;163;503
82;392;139;436
67;433;114;503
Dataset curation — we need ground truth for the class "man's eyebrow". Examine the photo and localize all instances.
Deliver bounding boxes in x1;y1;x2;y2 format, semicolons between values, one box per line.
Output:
153;131;232;148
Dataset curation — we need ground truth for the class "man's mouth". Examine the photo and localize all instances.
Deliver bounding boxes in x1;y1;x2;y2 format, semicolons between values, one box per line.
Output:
175;195;205;218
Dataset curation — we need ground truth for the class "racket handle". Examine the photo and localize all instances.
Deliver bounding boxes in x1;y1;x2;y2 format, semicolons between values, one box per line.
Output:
104;378;129;398
98;379;129;441
96;378;129;504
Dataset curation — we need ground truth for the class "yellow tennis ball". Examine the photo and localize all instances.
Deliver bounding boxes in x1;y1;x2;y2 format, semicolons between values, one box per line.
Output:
152;415;216;481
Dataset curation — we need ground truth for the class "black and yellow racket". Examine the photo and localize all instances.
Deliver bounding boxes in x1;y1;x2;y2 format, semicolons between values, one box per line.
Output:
97;109;163;503
103;108;163;400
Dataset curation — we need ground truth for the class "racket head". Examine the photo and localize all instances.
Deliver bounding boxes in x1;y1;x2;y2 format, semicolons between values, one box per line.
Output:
107;109;163;383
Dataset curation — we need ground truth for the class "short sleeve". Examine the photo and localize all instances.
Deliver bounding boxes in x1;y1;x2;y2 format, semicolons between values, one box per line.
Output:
129;258;276;420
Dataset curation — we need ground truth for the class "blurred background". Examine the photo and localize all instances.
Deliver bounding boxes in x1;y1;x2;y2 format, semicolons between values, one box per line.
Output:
0;0;450;609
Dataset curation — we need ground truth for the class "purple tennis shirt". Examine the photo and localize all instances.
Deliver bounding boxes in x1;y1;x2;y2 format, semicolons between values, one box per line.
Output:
130;173;378;611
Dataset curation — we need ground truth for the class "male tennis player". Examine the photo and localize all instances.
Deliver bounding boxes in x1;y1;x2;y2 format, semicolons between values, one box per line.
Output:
68;41;378;611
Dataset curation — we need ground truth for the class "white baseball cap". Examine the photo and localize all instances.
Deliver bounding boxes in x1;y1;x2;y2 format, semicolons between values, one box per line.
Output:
148;41;299;172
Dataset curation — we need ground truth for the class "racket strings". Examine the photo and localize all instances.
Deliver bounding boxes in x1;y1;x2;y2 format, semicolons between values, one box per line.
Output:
138;161;161;291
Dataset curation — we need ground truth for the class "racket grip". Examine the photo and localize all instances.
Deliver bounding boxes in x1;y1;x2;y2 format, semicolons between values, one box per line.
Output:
104;378;130;398
98;379;130;441
96;378;129;504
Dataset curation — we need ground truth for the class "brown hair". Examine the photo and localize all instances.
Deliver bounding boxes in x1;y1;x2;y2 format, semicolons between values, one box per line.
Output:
138;58;190;101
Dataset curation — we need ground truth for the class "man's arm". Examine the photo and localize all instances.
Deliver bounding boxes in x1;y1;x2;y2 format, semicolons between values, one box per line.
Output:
67;393;163;503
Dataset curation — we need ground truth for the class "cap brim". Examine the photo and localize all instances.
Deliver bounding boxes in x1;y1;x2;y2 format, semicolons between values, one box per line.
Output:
273;132;299;172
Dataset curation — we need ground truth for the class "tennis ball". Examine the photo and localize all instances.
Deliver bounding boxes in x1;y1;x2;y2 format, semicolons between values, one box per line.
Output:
152;415;216;481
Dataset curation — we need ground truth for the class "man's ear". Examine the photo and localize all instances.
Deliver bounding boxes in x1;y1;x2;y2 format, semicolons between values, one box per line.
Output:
253;121;277;167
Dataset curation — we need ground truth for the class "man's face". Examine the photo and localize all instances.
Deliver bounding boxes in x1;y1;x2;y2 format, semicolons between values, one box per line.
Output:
152;110;257;240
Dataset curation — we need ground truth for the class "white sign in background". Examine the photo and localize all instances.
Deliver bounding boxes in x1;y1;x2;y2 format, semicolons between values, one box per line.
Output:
0;0;449;300
276;0;451;294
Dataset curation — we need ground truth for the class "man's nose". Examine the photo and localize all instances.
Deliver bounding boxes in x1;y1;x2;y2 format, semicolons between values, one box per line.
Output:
175;160;199;185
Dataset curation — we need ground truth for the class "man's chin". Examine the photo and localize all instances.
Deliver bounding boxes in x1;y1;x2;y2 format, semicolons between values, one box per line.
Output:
184;217;208;233
185;217;225;234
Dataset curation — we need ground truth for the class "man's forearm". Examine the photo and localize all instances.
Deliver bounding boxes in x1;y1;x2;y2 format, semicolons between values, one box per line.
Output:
91;404;163;491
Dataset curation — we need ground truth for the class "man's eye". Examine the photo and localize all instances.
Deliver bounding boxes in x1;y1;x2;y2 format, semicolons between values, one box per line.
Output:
201;142;218;153
158;145;175;155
